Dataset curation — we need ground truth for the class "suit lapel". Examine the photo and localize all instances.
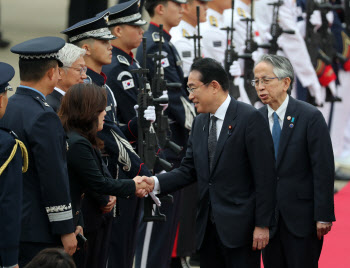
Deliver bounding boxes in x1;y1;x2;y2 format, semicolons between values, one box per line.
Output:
210;99;237;173
276;96;298;168
261;105;268;123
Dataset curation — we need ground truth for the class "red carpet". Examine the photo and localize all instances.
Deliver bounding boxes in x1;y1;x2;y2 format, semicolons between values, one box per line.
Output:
319;182;350;268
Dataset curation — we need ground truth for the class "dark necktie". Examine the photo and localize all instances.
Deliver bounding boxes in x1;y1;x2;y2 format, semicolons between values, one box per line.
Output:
208;116;218;171
272;112;281;159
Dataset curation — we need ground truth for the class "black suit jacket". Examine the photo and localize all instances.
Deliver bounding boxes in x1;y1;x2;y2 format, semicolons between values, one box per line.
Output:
66;131;137;231
259;96;335;237
158;98;276;249
46;89;63;113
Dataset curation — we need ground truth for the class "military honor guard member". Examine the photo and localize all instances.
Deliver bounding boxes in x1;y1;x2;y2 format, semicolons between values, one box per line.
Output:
46;43;87;113
141;57;276;268
135;1;197;267
62;12;154;268
254;54;335;268
98;1;153;268
0;62;28;268
200;0;231;65
170;0;210;78
0;37;77;267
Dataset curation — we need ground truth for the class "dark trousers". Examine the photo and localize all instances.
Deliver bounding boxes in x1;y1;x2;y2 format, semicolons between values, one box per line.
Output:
262;217;323;268
18;242;58;267
84;216;113;268
200;220;260;268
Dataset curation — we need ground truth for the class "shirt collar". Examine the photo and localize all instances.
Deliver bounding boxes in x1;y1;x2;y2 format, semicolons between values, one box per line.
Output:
267;94;289;121
54;87;66;96
19;85;46;100
212;94;231;121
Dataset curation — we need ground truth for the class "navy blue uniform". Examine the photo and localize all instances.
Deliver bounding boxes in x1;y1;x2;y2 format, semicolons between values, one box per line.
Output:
0;128;26;268
103;46;140;124
135;22;195;268
103;46;146;268
84;68;152;268
0;86;75;266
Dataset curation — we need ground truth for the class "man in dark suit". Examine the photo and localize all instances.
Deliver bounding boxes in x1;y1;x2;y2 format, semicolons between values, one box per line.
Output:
142;58;276;268
0;37;77;267
46;43;87;112
254;54;335;268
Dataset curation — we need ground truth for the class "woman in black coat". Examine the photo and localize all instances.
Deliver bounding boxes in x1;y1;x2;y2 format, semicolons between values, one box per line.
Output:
58;83;150;267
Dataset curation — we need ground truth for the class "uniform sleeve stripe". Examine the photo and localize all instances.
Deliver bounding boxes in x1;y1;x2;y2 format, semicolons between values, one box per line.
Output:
47;210;73;222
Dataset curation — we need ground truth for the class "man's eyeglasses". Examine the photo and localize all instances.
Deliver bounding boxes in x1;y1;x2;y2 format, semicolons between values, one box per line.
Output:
67;66;87;75
187;82;210;94
251;77;279;87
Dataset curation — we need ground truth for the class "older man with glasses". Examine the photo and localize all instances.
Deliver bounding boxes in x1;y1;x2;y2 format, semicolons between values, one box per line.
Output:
46;43;87;113
254;54;335;268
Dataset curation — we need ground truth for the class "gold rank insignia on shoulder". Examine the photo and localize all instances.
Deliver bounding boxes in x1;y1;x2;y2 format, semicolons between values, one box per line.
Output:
237;8;246;18
209;16;218;27
182;29;189;37
152;32;164;43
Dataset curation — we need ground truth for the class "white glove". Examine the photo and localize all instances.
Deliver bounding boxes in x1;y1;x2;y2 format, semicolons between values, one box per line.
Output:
144;106;156;123
310;10;322;32
264;32;273;41
326;11;334;25
229;61;242;77
308;83;324;106
134;104;139;117
159;90;168;111
328;80;337;96
252;50;264;63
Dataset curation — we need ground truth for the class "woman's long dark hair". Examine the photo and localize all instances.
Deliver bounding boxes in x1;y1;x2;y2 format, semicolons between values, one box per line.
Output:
58;83;107;148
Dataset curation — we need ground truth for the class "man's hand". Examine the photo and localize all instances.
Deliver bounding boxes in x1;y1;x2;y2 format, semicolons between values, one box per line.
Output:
101;196;117;214
61;232;77;256
252;226;269;250
316;222;332;240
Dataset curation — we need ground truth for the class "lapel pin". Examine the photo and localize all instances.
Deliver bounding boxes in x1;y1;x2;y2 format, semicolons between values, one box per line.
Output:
228;125;233;135
289;123;294;128
287;116;291;121
291;117;295;123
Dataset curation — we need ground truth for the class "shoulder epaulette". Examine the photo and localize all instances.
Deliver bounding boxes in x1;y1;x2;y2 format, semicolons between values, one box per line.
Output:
152;32;165;43
33;96;50;110
182;29;189;37
209;16;218;27
237;8;246;18
117;55;130;66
